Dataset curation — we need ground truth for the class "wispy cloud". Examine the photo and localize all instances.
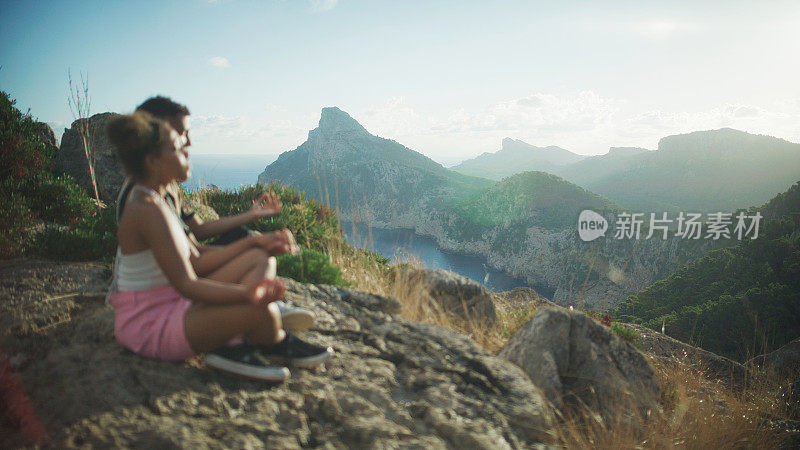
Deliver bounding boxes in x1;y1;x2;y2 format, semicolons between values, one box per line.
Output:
309;0;338;13
208;56;230;68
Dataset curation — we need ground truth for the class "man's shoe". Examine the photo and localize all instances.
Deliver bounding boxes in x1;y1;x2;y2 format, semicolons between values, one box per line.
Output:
276;301;315;333
205;343;290;382
259;332;333;369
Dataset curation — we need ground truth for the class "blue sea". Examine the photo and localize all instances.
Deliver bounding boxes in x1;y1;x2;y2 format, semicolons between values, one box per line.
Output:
181;154;279;192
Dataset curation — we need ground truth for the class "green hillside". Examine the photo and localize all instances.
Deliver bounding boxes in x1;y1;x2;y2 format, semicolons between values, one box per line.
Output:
612;181;800;361
452;171;620;230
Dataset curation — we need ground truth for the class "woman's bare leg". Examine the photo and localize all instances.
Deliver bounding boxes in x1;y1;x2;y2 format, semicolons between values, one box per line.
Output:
184;301;285;354
204;248;269;285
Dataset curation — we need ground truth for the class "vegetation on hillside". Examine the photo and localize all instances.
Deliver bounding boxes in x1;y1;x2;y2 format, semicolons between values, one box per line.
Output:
612;181;800;361
0;91;114;260
451;171;620;230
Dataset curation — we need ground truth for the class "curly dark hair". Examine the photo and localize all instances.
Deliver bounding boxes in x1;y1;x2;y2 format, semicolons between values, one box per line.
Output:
135;96;190;119
106;112;167;179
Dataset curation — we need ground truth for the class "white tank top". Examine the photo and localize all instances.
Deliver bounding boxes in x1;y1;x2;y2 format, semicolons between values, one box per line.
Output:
109;185;193;293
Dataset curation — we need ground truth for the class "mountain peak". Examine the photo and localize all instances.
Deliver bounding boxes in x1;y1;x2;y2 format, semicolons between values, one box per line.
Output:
318;107;367;134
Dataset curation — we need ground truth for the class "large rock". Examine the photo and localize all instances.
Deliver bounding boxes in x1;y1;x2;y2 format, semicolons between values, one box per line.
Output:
491;286;553;313
1;259;554;448
56;112;123;203
406;268;497;324
748;338;800;381
499;306;659;425
35;122;58;149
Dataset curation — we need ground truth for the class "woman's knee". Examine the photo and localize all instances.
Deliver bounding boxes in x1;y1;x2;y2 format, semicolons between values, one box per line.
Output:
243;247;269;264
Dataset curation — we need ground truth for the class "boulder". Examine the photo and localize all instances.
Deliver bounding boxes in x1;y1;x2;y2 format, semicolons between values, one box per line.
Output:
748;338;800;381
626;324;748;389
184;193;220;223
56;112;123;203
499;306;659;425
35;122;58;149
405;268;497;325
1;259;554;448
492;286;553;313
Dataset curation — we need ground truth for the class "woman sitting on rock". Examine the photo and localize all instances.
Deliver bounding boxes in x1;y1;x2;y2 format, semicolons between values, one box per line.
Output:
105;112;333;381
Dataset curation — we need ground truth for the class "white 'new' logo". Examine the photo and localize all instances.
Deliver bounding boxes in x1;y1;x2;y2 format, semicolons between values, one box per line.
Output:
578;210;608;242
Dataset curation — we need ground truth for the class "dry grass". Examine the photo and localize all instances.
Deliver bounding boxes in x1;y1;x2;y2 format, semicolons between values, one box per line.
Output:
328;233;790;448
551;354;787;449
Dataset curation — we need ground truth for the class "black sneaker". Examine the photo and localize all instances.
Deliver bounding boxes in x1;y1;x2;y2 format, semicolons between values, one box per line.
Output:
205;343;290;382
259;332;334;369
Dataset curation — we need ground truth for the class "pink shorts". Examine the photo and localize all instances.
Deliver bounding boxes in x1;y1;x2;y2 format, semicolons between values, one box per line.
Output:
109;285;196;361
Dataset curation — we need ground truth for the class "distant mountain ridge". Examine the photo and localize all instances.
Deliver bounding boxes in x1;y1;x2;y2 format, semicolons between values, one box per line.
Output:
451;138;585;180
258;108;717;308
570;128;800;214
452;127;800;215
258;107;492;224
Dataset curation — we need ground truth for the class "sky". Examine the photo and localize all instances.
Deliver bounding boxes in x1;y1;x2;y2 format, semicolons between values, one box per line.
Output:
2;0;799;165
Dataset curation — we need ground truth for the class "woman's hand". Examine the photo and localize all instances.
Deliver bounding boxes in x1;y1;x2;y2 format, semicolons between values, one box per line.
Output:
250;191;282;219
246;257;286;305
255;229;300;256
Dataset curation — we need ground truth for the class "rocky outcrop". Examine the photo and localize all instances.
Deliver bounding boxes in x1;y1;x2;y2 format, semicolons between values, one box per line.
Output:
405;268;497;324
491;286;553;313
35;122;58;149
626;324;748;389
185;193;220;223
499;306;660;425
410;209;715;310
56;112;123;203
1;259;554;448
748;338;800;381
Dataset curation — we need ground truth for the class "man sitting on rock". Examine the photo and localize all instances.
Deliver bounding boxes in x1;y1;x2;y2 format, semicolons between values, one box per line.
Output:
114;96;314;332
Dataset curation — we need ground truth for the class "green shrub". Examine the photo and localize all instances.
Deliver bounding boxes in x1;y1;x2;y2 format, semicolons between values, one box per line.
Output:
24;173;95;223
611;322;642;348
1;90;104;260
0;91;57;182
0;191;34;257
277;248;348;287
31;207;116;262
201;183;340;252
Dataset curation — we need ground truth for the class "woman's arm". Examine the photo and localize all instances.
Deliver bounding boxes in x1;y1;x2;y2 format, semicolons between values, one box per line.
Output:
187;213;257;241
135;199;258;305
186;191;282;241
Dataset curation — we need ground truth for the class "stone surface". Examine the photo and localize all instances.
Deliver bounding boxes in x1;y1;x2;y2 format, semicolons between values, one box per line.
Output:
406;268;497;324
499;306;659;424
56;112;123;203
492;286;553;313
35;122;58;149
748;338;800;381
1;259;555;448
185;195;220;223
